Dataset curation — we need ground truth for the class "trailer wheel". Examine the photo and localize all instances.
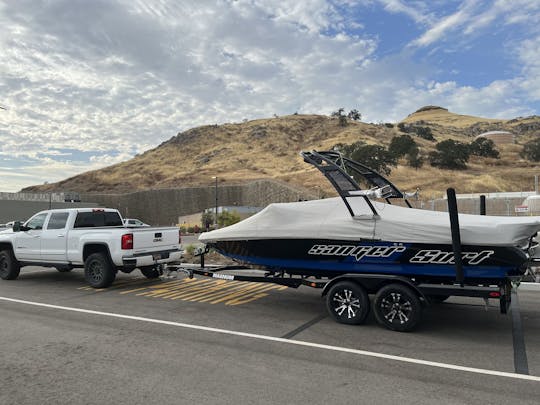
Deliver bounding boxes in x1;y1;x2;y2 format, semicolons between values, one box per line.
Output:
326;281;370;325
374;284;422;332
84;253;115;288
0;249;21;280
140;266;160;279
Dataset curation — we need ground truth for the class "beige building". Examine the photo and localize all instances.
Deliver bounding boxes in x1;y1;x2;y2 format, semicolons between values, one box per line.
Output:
475;130;515;144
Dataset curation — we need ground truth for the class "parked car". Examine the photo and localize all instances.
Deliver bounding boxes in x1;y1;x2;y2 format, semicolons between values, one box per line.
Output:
124;218;150;227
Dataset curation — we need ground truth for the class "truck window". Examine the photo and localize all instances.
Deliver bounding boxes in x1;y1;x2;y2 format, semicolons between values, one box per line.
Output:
47;212;69;230
25;213;48;230
74;211;123;228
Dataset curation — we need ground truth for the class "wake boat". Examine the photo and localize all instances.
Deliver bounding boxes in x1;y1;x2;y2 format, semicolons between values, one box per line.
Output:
199;151;540;284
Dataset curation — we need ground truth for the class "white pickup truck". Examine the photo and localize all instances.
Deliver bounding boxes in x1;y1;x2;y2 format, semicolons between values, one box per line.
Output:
0;208;182;288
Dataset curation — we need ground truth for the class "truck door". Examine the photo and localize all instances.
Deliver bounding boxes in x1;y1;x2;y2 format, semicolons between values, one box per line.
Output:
41;212;69;262
14;212;48;261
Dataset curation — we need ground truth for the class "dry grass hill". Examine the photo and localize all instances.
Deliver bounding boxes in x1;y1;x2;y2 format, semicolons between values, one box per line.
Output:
23;106;540;198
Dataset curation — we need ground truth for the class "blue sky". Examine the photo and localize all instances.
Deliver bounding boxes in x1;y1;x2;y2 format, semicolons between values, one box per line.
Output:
1;0;540;191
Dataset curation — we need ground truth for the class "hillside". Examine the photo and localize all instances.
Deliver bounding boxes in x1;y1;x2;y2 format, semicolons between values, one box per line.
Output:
23;107;540;198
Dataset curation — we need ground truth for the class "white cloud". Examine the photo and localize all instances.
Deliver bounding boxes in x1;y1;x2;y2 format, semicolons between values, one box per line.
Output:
0;154;132;192
0;0;539;192
376;0;432;25
409;0;477;48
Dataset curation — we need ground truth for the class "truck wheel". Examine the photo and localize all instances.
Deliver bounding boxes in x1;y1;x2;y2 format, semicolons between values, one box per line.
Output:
373;284;422;332
326;281;370;325
140;266;160;279
0;249;21;280
84;253;115;288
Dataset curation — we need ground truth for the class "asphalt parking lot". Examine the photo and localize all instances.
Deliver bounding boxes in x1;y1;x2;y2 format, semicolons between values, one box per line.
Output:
1;266;539;404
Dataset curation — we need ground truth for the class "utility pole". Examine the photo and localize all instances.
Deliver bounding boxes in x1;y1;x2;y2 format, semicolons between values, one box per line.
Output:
212;176;218;228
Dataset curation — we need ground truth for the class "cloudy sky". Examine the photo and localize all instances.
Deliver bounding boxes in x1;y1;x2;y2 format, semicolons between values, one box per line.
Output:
1;0;539;192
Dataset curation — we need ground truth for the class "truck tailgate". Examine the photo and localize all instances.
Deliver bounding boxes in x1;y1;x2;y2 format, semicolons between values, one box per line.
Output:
131;227;179;252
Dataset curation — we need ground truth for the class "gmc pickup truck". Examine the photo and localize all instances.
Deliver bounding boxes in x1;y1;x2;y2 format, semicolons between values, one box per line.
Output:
0;208;182;288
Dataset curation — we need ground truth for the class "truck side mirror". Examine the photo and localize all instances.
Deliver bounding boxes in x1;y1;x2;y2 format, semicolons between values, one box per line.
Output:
12;221;21;232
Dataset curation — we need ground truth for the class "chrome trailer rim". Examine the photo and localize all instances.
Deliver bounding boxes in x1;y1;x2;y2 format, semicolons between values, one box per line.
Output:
380;292;413;324
332;288;361;319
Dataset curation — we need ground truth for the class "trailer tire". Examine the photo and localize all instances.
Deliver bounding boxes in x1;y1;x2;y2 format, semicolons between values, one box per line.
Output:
0;249;21;280
326;281;370;325
84;253;115;288
140;266;160;279
374;284;422;332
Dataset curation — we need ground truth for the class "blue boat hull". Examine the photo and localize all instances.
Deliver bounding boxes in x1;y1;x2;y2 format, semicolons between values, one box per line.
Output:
209;239;528;283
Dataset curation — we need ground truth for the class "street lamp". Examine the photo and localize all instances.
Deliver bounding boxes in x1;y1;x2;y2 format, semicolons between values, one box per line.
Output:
212;176;218;228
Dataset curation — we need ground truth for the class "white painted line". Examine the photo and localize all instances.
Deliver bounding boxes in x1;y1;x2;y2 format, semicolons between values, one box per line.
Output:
1;295;539;382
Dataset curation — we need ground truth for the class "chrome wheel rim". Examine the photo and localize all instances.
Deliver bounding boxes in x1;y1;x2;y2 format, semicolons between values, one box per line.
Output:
332;288;361;319
380;292;412;324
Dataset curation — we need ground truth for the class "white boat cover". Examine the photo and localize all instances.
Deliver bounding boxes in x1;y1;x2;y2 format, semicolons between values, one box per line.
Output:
199;197;540;247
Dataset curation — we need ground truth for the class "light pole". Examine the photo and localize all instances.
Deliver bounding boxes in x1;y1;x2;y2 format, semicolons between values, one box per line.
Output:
212;176;218;228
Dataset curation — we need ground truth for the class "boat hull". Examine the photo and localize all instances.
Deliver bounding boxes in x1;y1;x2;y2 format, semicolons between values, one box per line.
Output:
209;239;528;283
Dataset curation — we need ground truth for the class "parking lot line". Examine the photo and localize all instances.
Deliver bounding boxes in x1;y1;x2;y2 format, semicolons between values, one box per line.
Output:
112;277;288;305
1;295;539;382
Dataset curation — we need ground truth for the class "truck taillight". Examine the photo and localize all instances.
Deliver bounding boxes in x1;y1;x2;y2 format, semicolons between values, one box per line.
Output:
121;233;133;250
179;229;182;244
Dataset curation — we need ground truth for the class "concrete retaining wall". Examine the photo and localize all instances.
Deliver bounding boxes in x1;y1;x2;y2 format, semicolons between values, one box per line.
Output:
0;201;98;223
81;180;316;226
3;182;532;226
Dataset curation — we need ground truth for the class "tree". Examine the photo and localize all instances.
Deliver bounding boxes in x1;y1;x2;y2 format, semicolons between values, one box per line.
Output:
397;122;407;132
407;148;424;169
520;138;540;161
389;135;417;158
331;108;349;127
201;211;214;230
218;210;241;227
415;126;435;141
429;139;470;169
347;109;361;121
331;108;345;117
336;141;397;176
469;137;500;158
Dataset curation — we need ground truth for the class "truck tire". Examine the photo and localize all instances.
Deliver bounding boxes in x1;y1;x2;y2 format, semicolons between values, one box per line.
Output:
140;266;160;279
0;249;21;280
373;283;422;332
326;281;370;325
84;253;116;288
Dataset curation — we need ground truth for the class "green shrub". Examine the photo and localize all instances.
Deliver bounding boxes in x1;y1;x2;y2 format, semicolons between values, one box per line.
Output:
469;137;500;158
389;135;417;158
429;139;470;169
520;138;540;161
335;141;396;176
